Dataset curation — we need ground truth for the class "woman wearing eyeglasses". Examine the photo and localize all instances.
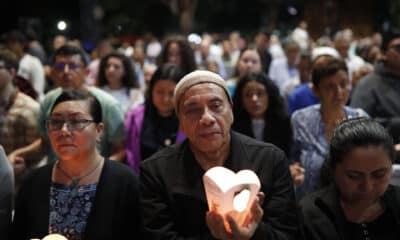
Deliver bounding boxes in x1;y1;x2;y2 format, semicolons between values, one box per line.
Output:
11;90;143;240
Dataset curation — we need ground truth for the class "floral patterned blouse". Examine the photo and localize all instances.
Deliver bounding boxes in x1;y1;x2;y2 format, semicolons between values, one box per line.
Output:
48;182;97;240
291;104;368;199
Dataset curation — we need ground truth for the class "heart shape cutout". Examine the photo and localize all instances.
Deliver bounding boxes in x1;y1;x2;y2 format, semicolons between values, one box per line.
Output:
203;166;261;227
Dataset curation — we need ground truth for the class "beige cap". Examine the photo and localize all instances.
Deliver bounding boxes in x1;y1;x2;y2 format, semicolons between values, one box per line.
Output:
174;70;232;113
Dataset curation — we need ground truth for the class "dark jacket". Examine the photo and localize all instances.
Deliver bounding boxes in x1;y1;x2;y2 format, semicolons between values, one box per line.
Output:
140;131;302;240
300;184;400;240
11;159;143;239
350;63;400;144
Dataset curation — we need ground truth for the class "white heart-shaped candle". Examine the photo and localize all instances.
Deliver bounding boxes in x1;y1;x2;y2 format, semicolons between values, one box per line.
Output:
42;234;68;240
203;166;261;227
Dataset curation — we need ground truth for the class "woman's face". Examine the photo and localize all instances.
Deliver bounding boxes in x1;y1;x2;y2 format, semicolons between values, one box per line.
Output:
167;42;181;66
152;79;177;117
334;145;392;206
314;70;350;108
237;50;262;76
48;100;103;161
105;57;125;87
242;80;269;119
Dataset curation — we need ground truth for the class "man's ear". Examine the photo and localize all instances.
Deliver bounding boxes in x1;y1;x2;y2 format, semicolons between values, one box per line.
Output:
96;123;105;142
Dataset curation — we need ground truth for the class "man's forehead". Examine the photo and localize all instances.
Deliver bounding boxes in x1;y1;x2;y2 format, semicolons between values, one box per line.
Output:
183;83;225;97
389;38;400;46
181;84;227;104
55;54;83;63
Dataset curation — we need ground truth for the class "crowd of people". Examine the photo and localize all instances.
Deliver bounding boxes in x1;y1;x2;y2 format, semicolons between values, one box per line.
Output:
1;21;400;239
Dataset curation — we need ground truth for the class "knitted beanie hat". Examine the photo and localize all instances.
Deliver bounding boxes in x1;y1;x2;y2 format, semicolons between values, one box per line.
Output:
173;70;232;113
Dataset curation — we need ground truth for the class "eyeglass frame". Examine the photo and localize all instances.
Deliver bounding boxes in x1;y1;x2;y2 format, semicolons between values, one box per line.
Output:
46;118;96;132
52;62;82;72
389;44;400;53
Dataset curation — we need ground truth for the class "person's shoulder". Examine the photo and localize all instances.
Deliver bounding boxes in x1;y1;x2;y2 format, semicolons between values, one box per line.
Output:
354;69;379;89
270;57;286;65
14;91;40;109
88;86;120;104
44;87;62;99
126;104;145;118
104;159;138;181
344;105;369;118
140;142;185;171
299;187;331;213
292;83;311;96
19;163;53;190
232;131;285;155
292;104;320;120
18;90;39;103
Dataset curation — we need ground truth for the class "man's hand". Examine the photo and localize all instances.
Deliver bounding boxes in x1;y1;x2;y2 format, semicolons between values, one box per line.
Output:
206;192;265;240
395;143;400;152
289;162;305;187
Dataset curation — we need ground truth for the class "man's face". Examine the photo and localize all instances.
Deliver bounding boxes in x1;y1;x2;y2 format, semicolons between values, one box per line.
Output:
51;55;87;90
385;38;400;71
334;38;350;59
178;83;233;154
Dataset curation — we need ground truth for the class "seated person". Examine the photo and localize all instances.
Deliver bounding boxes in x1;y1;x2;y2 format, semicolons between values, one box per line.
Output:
8;45;126;181
232;72;292;157
125;64;186;173
291;55;368;199
0;145;13;240
11;90;143;239
301;117;400;239
140;70;301;239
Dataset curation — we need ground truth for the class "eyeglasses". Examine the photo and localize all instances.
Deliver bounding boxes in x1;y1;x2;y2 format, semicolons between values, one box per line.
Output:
53;62;81;71
389;44;400;52
46;119;95;132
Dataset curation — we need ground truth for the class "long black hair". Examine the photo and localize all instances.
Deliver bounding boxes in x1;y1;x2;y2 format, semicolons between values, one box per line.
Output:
157;36;197;75
97;52;138;88
144;63;185;118
232;72;292;155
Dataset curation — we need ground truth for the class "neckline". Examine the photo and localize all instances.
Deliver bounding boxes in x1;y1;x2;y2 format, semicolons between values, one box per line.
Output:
55;158;103;188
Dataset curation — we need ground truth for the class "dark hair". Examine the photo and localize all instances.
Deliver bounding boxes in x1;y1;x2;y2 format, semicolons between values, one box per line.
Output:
5;30;28;50
382;29;400;52
0;48;19;70
311;55;348;87
53;44;88;66
254;28;271;39
51;90;102;123
328;117;395;170
145;63;185;117
232;72;292;155
97;52;138;88
157;36;196;75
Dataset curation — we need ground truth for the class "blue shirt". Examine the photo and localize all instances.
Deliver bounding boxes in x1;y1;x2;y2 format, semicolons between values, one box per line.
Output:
49;182;97;240
291;104;368;198
288;83;319;115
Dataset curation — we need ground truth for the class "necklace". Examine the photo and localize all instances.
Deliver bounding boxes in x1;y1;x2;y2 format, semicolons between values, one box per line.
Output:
56;159;102;197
